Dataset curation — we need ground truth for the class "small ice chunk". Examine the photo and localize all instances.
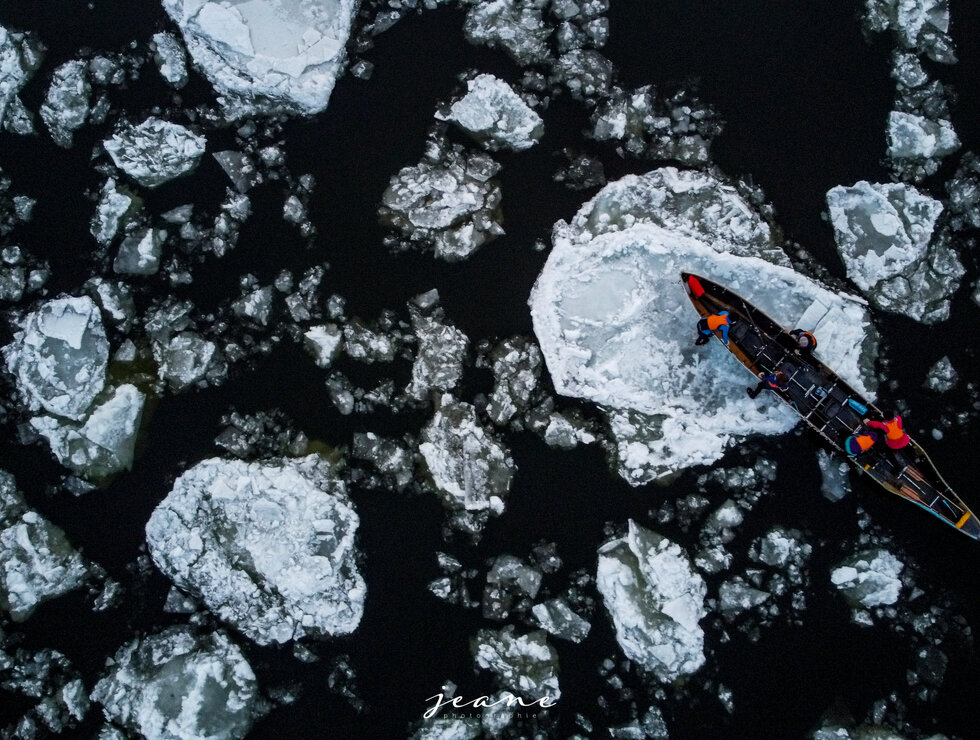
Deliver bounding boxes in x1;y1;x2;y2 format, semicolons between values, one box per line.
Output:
419;395;516;515
816;449;851;502
718;578;770;617
303;324;342;368
407;297;469;400
532;598;591;643
463;0;552;66
91;179;138;246
151;31;188;88
923;355;957;392
0;24;43;135
232;286;274;327
155;331;219;392
113;227;165;276
472;625;561;701
40;60;91;148
213;150;260;193
831;549;904;608
103;117;206;188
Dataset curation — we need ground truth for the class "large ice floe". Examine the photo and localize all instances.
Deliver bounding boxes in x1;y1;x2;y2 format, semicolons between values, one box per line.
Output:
103;117;206;189
0;471;91;622
3;295;109;421
435;73;544;152
162;0;358;120
596;521;706;682
145;454;365;645
826;180;963;323
530;168;878;483
92;626;258;740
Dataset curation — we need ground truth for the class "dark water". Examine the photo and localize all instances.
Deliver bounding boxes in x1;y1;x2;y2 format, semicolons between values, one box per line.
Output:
1;1;978;739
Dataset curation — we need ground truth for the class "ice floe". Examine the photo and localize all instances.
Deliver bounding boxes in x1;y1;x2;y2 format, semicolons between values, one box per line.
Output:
531;168;878;482
472;625;561;701
0;23;42;135
436;73;543;152
596;521;706;682
831;548;904;609
826;180;963;323
103;117;206;189
145;454;365;645
163;0;358;119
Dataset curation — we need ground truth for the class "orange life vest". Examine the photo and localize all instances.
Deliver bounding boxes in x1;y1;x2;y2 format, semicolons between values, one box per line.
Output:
855;434;876;452
706;314;729;331
882;418;903;441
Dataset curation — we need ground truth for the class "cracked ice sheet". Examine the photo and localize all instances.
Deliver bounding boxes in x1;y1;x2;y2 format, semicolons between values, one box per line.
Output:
530;171;878;482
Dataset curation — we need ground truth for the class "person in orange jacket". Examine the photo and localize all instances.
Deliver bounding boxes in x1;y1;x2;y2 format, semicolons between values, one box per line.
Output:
864;411;911;450
845;429;880;456
694;311;731;346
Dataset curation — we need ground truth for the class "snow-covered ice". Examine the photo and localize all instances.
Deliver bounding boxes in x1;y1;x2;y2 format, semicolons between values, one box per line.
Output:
113;227;166;276
103;117;206;189
596;521;706;682
864;0;956;63
3;295;109;421
886;111;960;180
531;168;879;482
472;626;561;701
30;384;145;480
92;626;258;740
91;179;138;246
163;0;358;120
827;180;962;322
0;471;91;622
532;598;591;643
407;293;469;401
40;60;91;148
463;0;552;66
145;455;365;645
923;355;957;392
436;74;543;152
155;331;220;391
152;31;189;88
831;549;904;608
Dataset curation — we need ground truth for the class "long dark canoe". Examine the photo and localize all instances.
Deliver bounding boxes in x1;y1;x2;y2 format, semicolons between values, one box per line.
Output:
681;271;979;542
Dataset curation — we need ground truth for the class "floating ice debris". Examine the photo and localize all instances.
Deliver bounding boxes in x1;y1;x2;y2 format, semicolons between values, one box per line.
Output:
864;0;956;64
886;111;959;181
752;527;811;571
596;521;706;682
437;74;544;152
30;384;145;480
91;179;138;246
553;148;606;191
40;60;91;148
555;49;614;100
154;331;220;392
0;24;43;135
103;117;206;189
923;355;957;392
827;180;962;322
463;0;553;66
214;410;308;460
817;448;851;502
231;285;274;327
352;432;415;491
407;293;469;401
343;317;400;363
163;0;358;120
303;323;342;368
145;455;365;645
472;626;561;701
591;85;722;166
718;578;770;618
413;718;482;740
419;395;516;516
484;336;542;426
152;31;188;88
532;598;592;643
3;295;109;421
945;152;980;231
113;227;166;276
483;554;542;620
1;647;89;735
531;169;878;482
541;409;596;449
91;626;258;740
831;549;904;608
213;150;261;193
379;135;504;261
0;471;92;622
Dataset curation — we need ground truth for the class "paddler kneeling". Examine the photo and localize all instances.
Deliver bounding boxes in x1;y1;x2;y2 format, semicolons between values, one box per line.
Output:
746;370;789;399
694;311;731;346
845;428;880;456
863;411;911;450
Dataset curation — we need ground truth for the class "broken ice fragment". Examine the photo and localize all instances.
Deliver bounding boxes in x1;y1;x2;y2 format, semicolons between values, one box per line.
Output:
113;227;165;276
472;625;561;701
596;521;706;682
91;626;258;740
923;355;957;392
3;295;109;420
831;549;904;608
103;117;206;188
532;598;591;643
437;74;543;152
151;31;188;88
40;60;91;148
